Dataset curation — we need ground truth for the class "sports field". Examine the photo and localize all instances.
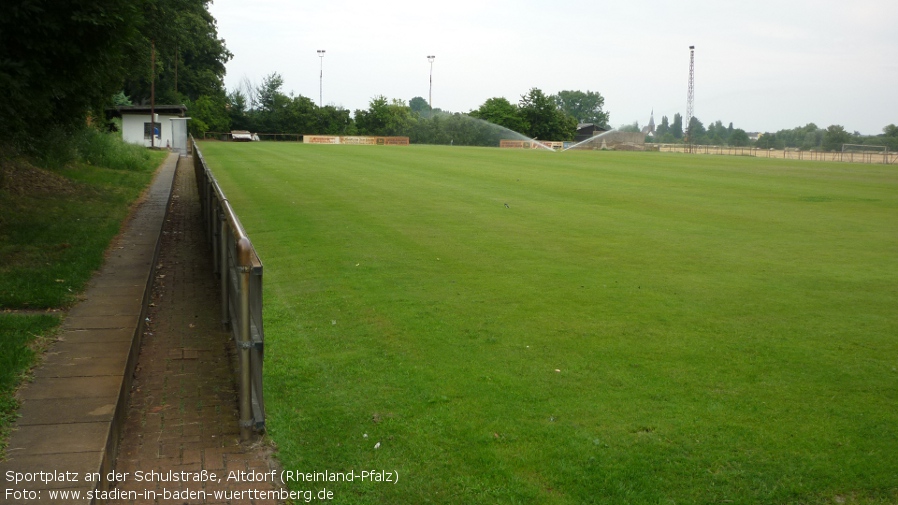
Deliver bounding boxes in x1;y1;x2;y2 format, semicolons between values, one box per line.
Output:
199;142;897;504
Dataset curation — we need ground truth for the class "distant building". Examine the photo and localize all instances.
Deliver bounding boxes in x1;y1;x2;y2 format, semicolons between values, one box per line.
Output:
108;105;187;148
641;110;656;137
576;123;610;143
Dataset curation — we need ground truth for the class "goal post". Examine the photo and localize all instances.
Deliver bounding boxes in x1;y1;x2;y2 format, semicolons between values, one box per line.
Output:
841;144;888;163
841;143;887;153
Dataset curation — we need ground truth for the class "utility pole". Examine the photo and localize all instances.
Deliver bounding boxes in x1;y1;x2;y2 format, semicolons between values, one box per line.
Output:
427;55;436;110
317;49;326;108
150;40;156;149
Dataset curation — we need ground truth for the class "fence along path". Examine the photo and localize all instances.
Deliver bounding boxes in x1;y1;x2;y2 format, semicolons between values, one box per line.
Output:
655;143;895;164
192;137;266;441
109;154;281;504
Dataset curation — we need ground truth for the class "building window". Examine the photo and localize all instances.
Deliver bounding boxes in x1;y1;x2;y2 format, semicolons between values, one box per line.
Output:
144;122;161;139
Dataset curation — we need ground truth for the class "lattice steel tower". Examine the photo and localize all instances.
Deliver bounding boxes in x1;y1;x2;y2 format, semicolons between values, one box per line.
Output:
686;45;695;144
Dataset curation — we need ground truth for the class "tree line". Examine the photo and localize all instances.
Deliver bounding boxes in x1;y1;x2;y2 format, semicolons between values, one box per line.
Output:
213;74;896;151
2;1;892;154
643;114;898;152
1;1;610;151
1;0;230;156
203;75;609;145
750;123;898;152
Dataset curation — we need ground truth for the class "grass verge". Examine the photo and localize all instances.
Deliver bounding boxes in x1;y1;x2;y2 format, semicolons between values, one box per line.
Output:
0;314;60;457
0;132;166;308
0;127;166;457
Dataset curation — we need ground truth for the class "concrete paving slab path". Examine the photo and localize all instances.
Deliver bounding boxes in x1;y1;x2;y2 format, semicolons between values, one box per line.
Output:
1;153;178;504
1;154;283;504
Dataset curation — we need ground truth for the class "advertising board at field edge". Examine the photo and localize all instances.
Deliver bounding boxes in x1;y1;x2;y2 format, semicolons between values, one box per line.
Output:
499;139;565;150
303;136;409;146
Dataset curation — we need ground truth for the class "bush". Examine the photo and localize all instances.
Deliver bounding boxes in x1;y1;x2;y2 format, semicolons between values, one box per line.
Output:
73;127;157;171
9;126;158;172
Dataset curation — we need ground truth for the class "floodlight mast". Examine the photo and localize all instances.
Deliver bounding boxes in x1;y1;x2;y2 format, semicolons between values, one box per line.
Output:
427;55;436;110
317;49;326;108
686;45;695;146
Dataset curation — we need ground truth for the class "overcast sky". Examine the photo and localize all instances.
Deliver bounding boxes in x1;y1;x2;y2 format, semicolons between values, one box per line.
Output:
209;0;897;135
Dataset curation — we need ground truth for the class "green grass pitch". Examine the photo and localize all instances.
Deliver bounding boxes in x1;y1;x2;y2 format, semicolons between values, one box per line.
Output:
199;142;898;504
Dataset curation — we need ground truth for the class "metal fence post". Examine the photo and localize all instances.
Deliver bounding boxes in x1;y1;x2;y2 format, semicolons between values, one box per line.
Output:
220;213;229;328
207;181;215;241
237;238;253;441
211;206;220;275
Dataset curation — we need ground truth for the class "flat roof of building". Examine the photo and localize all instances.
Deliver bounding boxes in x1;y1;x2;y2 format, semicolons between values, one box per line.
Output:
108;105;187;117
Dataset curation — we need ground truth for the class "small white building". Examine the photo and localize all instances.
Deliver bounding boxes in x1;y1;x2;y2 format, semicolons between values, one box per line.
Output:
111;105;187;148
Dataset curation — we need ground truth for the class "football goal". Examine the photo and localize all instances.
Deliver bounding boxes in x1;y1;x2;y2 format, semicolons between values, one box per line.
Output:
841;143;889;163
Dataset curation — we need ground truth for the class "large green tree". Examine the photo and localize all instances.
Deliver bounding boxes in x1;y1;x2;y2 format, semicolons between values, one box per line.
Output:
686;116;705;143
554;90;609;127
655;116;670;138
409;96;430;116
0;0;143;142
670;114;684;139
822;125;851;151
256;73;285;113
354;96;414;136
757;132;780;149
763;123;823;150
881;124;898;151
518;88;577;141
0;0;231;150
316;106;356;135
217;74;355;136
706;120;728;145
469;97;528;135
187;92;230;135
729;129;750;147
227;89;250;131
122;0;232;105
